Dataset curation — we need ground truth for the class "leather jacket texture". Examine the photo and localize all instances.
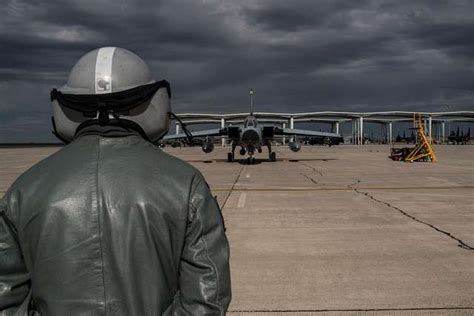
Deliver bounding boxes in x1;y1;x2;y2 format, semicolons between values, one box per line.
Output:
0;128;231;315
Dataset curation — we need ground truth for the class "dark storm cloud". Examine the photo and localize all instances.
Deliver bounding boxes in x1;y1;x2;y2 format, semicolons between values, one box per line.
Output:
0;0;473;142
241;0;365;31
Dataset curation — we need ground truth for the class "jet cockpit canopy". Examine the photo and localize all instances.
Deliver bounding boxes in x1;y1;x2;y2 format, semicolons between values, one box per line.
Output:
244;116;258;128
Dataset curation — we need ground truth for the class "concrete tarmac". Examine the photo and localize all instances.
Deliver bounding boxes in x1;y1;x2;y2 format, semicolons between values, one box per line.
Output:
1;144;473;315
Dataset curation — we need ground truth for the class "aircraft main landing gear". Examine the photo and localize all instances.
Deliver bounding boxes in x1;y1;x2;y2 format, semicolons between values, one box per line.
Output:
227;141;237;162
266;141;276;162
269;151;276;162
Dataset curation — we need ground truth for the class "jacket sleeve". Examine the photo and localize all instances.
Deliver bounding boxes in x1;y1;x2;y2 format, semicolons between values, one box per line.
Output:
165;174;231;315
0;196;31;315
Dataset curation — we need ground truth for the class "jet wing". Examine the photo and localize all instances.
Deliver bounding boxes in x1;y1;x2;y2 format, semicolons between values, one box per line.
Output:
276;128;341;139
163;128;224;140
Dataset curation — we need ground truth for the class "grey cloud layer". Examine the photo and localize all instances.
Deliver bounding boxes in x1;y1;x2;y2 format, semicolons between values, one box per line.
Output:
0;0;473;141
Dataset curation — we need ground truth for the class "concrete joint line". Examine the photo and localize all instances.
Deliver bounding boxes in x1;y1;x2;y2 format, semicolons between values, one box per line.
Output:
354;188;474;251
210;186;474;192
228;307;474;313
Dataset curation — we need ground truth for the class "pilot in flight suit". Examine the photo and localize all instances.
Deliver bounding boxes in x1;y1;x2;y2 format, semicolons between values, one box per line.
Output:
0;47;231;315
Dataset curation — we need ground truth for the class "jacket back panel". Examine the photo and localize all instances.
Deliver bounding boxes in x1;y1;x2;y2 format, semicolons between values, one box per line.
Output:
7;135;197;315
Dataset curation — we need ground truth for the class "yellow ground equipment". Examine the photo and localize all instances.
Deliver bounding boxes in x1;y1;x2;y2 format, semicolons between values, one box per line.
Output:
404;113;437;162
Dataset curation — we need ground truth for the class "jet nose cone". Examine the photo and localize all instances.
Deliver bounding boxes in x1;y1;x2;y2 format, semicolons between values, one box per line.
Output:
242;129;260;146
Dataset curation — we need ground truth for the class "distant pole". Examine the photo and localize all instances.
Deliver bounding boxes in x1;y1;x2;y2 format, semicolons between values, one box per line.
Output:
249;88;254;115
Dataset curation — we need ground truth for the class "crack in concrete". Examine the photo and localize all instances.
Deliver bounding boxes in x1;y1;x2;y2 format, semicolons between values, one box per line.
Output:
301;173;318;185
298;161;323;177
221;165;245;210
353;188;474;251
348;180;361;188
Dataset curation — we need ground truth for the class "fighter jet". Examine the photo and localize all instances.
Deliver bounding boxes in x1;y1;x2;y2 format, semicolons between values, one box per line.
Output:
447;127;471;144
163;90;342;163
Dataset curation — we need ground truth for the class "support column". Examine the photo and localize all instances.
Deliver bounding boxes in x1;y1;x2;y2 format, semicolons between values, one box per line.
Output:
282;123;286;144
437;122;441;142
289;117;294;142
352;119;358;144
351;119;355;144
389;121;393;145
428;116;432;144
359;116;364;145
221;118;225;147
441;121;445;144
175;122;180;135
355;119;359;144
335;122;340;135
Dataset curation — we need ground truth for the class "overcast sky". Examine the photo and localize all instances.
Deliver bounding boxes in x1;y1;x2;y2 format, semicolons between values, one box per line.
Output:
1;0;473;142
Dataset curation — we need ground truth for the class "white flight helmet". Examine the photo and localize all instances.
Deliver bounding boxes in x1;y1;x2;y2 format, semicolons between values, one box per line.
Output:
51;47;170;143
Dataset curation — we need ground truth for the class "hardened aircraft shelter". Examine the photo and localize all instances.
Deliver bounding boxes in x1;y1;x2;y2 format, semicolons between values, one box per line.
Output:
173;111;474;144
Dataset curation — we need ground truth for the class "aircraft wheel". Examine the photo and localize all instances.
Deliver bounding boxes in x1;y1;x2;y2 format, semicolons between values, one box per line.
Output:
227;153;234;162
251;157;256;164
270;152;276;162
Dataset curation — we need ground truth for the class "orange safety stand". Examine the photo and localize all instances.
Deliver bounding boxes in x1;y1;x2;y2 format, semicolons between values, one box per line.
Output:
404;113;437;162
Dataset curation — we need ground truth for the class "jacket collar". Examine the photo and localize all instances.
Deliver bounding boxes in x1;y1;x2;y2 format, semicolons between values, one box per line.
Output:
75;122;143;139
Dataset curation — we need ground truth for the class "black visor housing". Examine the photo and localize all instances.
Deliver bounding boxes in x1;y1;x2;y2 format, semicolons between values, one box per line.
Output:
50;80;171;118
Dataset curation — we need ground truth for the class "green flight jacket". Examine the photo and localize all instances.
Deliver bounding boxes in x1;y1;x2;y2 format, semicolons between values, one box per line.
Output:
0;129;231;315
